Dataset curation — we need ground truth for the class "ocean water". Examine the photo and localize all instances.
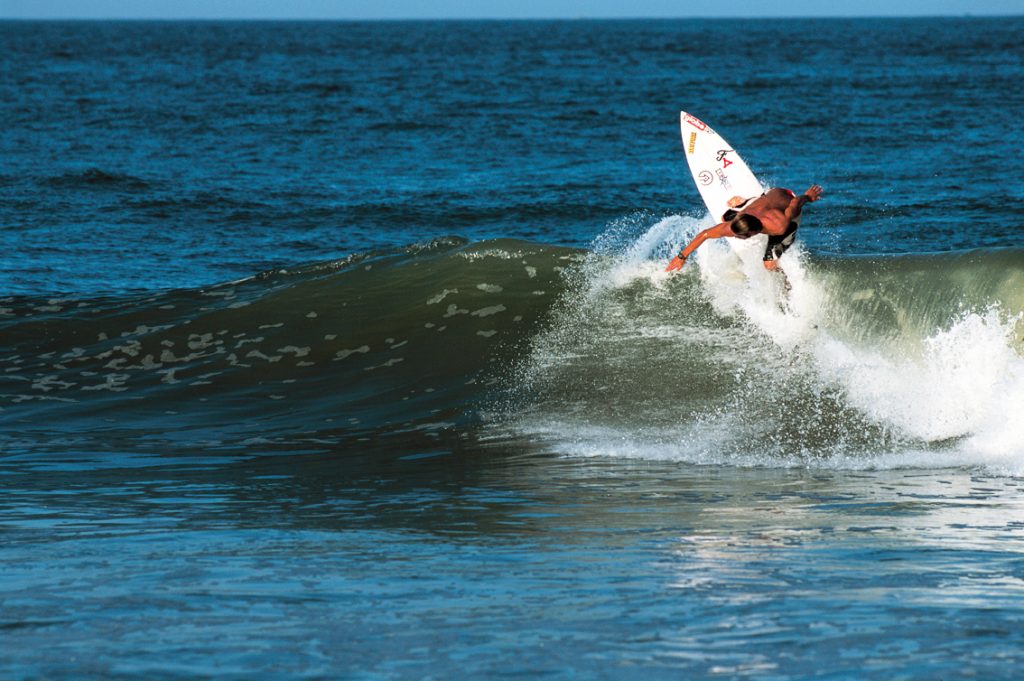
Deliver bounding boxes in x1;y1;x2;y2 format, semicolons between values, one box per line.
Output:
2;17;1024;680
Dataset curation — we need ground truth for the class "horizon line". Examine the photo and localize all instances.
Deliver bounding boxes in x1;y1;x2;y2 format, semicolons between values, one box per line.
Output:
1;13;1019;21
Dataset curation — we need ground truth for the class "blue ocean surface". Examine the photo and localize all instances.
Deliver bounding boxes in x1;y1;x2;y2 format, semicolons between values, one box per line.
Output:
2;17;1024;680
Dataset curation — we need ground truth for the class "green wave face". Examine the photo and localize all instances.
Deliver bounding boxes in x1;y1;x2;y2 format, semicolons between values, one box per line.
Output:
0;238;576;448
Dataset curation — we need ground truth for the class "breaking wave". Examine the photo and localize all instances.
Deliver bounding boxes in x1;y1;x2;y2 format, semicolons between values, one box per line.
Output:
3;220;1022;472
503;215;1024;474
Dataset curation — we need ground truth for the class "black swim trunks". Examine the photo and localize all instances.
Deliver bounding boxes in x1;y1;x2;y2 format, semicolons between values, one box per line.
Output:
763;221;799;262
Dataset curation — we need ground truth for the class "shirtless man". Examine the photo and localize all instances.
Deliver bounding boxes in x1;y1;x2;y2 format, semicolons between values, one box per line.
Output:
665;184;823;272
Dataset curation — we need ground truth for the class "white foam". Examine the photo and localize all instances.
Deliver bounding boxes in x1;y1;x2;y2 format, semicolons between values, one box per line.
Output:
697;241;821;349
812;307;1024;473
586;214;705;292
508;213;1024;475
686;231;1024;469
507;416;951;472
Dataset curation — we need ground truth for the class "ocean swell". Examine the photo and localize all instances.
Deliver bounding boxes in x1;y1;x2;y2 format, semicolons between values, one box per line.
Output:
3;223;1023;471
0;238;573;450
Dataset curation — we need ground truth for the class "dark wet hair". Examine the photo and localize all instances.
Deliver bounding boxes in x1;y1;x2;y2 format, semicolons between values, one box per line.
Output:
730;214;763;239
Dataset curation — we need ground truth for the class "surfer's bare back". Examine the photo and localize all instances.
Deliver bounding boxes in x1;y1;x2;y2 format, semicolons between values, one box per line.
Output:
665;184;823;272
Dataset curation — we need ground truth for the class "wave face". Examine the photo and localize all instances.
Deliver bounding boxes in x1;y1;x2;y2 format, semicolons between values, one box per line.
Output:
3;223;1023;472
501;216;1024;473
0;238;575;451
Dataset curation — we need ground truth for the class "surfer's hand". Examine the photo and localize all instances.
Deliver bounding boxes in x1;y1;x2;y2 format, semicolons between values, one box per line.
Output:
666;255;686;272
805;185;823;202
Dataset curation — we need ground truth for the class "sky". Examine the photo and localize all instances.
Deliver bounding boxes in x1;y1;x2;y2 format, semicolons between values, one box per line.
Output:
2;0;1022;19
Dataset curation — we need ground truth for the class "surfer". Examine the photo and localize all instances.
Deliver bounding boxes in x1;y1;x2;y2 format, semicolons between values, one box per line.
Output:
665;185;823;272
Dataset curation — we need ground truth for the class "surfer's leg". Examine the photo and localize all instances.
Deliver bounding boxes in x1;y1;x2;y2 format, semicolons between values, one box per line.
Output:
762;223;798;268
763;226;797;298
763;258;791;289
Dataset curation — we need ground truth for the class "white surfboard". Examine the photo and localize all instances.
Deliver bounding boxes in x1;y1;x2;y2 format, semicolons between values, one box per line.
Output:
679;111;765;224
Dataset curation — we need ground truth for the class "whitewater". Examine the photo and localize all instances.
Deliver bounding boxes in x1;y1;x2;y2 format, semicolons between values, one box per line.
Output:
509;214;1024;474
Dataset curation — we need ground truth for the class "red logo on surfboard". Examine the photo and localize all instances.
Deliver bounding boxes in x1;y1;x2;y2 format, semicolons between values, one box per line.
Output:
683;113;707;132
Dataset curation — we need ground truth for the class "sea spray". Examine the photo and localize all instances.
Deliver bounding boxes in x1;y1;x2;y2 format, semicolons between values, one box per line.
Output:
506;219;1024;472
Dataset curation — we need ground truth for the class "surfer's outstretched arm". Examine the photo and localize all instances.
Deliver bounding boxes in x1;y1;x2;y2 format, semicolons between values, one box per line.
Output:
665;223;732;272
784;184;823;222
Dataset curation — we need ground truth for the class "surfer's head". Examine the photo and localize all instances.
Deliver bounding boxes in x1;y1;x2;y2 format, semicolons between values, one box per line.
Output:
729;214;763;239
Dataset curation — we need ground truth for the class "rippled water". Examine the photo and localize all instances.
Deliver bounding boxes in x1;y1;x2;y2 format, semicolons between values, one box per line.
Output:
7;445;1024;678
3;18;1023;294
